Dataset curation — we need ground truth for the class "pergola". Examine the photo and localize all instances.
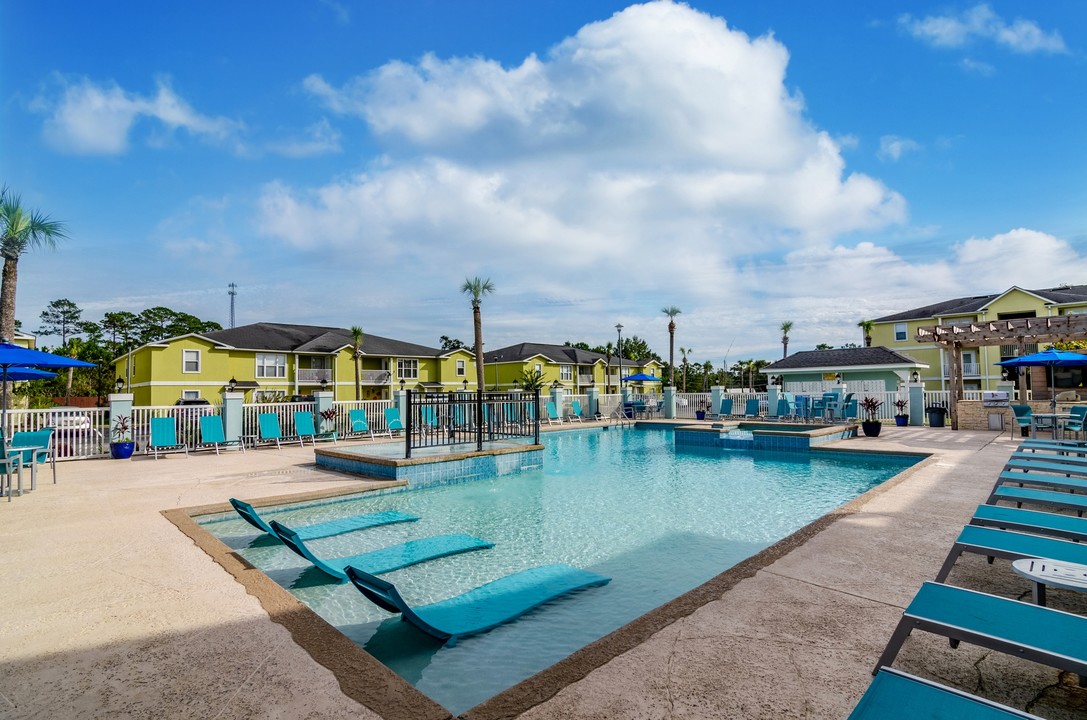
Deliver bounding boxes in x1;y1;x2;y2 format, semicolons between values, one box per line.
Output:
916;314;1087;430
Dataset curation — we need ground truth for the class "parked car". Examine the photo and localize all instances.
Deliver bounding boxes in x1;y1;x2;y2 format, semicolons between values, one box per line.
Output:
174;398;211;406
48;407;93;430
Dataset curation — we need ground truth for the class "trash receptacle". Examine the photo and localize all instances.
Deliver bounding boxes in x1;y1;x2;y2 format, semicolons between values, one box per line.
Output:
925;405;947;428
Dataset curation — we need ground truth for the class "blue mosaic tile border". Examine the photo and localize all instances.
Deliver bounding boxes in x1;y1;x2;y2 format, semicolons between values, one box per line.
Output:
675;425;858;452
315;449;544;489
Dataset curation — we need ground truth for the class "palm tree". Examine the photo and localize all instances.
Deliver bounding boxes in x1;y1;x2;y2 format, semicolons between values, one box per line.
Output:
461;277;494;394
661;306;681;386
858;319;874;347
679;347;691;391
780;320;793;359
350;325;364;400
0;188;68;343
604;341;614;394
701;360;714;392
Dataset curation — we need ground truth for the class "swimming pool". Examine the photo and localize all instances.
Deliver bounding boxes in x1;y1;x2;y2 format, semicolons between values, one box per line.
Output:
202;427;920;714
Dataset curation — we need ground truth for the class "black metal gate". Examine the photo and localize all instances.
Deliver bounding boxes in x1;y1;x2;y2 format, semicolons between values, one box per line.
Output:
404;390;540;458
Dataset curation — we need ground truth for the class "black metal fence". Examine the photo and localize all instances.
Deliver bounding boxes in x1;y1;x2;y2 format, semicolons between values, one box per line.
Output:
404;390;540;458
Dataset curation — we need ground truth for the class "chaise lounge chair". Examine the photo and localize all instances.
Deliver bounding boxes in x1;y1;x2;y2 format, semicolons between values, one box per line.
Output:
228;498;417;539
258;413;302;449
384;407;405;436
706;397;733;421
744;398;760;418
850;667;1042;719
295;411;337;445
568;400;586;423
199;415;244;454
545;401;563;425
148;417;189;459
346;562;610;644
990;485;1087;515
348;408;389;440
970;503;1087;543
934;524;1087;583
874;581;1087;686
269;520;493;583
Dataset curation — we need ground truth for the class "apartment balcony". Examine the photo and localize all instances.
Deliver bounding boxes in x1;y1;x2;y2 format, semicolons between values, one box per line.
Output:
297;369;390;384
941;362;981;377
577;374;594;385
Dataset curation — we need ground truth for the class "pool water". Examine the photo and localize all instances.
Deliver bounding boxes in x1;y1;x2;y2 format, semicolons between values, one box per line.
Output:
202;427;919;714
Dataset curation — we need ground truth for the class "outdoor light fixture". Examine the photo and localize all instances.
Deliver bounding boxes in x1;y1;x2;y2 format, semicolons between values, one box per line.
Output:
551;380;561;389
616;323;624;393
463;379;469;391
399;378;406;391
115;377;125;393
911;371;920;383
835;373;843;384
227;376;237;393
319;377;329;391
513;379;520;390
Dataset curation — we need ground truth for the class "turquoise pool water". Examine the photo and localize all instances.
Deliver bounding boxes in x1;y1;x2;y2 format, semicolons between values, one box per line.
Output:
201;427;920;714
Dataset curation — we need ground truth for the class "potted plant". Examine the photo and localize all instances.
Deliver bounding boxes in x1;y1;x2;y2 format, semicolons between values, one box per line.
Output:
893;398;909;427
859;396;883;437
695;399;709;421
110;414;136;459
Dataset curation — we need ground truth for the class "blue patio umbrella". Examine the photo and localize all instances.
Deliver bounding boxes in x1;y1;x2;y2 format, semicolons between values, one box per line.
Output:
997;347;1087;412
0;340;95;435
621;373;662;382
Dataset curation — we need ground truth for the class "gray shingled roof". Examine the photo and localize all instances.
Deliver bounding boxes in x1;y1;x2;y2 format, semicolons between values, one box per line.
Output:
873;285;1087;323
484;343;608;365
199;323;441;356
763;346;926;371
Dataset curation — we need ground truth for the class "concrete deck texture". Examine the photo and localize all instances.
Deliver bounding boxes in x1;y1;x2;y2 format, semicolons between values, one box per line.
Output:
2;424;1086;719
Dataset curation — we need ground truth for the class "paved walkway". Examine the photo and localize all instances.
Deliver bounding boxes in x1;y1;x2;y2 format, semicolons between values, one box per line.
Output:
1;426;1085;719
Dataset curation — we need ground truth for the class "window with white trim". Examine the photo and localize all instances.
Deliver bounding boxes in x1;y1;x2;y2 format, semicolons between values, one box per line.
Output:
397;359;418;379
456;359;466;376
560;365;573;381
894;323;907;342
255;353;287;378
182;349;200;373
534;363;542;374
181;390;200;400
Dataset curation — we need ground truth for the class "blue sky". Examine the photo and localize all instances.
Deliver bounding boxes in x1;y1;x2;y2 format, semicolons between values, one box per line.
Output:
3;1;1084;368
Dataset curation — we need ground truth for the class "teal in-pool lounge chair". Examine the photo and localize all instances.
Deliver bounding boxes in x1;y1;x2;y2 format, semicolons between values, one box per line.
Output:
346;562;610;644
384;407;405;436
874;581;1087;686
199;415;244;454
257;413;301;449
228;498;418;539
850;667;1042;719
970;504;1087;543
148;417;189;459
934;524;1087;583
295;411;337;445
269;520;493;582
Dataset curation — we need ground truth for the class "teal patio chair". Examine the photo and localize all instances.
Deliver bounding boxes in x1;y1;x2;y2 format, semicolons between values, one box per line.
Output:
346;563;610;644
545;401;563;425
707;397;733;421
384;407;405;435
850;667;1042;719
148;417;189;459
0;444;24;502
1010;404;1033;437
568;399;586;423
295;411;337;445
744;398;760;418
794;395;810;420
836;392;855;420
10;427;56;487
198;415;244;454
1062;405;1087;440
258;413;302;449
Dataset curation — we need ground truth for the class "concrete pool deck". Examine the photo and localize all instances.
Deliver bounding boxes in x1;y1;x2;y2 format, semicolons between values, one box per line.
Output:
2;424;1086;718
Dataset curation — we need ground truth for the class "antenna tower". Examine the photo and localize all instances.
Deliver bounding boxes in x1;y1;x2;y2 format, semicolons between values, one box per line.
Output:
228;283;237;328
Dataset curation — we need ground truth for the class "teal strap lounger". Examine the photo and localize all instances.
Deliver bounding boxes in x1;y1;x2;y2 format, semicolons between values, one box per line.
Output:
991;469;1087;495
228;498;418;539
935;524;1087;583
346;563;610;644
875;582;1087;685
269;520;492;582
1004;458;1087;477
1009;451;1087;466
850;668;1041;719
991;485;1087;515
971;504;1087;543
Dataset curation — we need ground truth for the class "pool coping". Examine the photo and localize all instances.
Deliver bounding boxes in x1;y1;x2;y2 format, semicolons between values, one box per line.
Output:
163;445;935;720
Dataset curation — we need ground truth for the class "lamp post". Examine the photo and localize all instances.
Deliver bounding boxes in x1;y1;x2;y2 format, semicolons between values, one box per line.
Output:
616;323;624;399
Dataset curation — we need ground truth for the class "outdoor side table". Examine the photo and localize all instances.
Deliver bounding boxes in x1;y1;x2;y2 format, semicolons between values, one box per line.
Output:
1011;557;1087;606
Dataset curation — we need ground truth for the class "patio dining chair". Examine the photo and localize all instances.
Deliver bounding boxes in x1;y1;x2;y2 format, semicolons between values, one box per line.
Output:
1010;405;1033;437
1062;405;1087;440
10;427;56;486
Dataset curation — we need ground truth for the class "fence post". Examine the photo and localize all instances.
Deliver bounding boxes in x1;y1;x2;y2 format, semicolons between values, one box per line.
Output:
585;386;599;418
663;385;676;419
710;386;723;419
108;392;133;441
767;386;780;417
221;392;244;441
550;386;565;421
314;390;334;433
907;382;924;426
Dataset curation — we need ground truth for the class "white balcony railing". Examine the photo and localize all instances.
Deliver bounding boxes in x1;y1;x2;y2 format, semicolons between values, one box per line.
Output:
296;368;332;384
942;362;981;377
297;368;390;384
